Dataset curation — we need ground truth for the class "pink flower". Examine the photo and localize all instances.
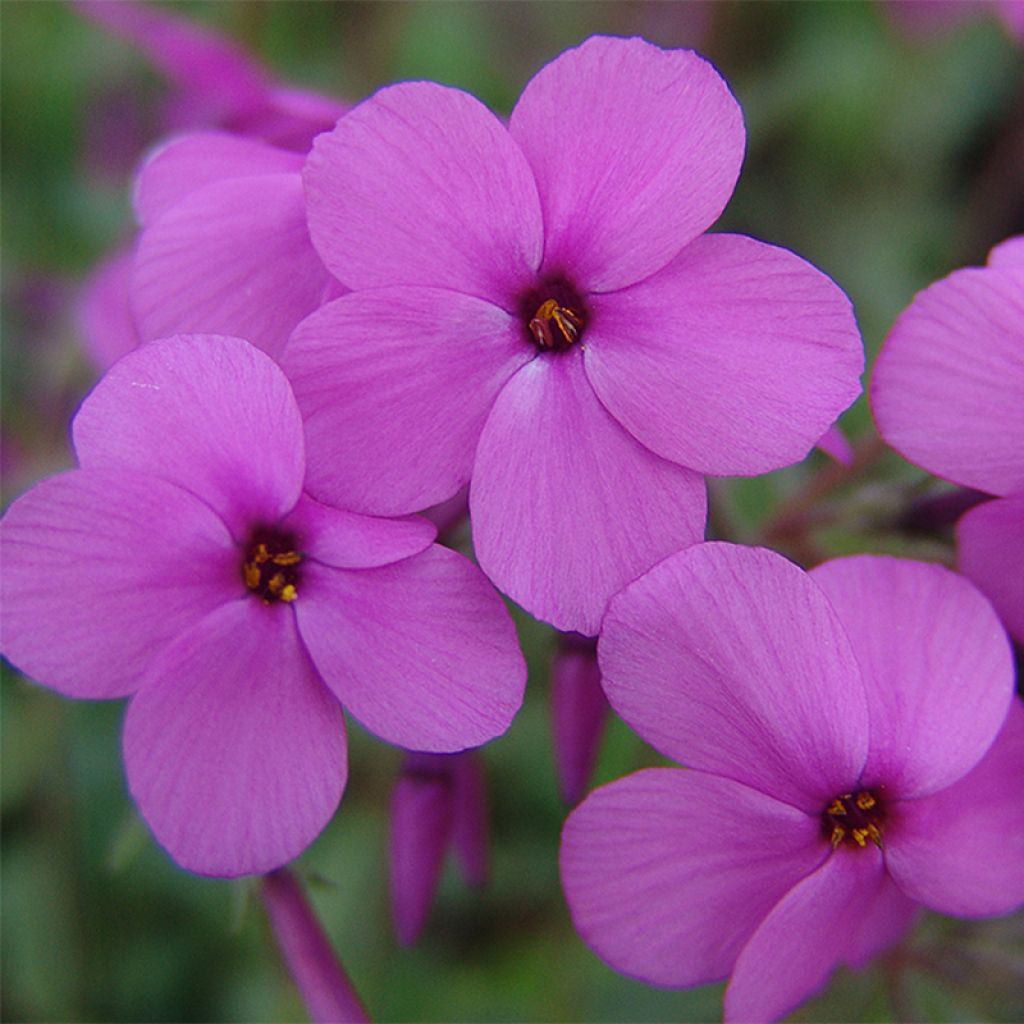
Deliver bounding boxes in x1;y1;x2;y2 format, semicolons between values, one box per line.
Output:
872;236;1024;642
0;335;525;877
284;35;864;635
561;543;1023;1023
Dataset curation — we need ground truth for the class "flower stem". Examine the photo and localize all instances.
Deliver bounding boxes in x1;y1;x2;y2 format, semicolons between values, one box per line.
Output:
262;868;370;1024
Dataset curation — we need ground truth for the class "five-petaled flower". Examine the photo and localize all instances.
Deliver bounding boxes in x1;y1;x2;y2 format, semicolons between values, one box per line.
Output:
561;543;1024;1022
0;335;525;877
284;34;864;634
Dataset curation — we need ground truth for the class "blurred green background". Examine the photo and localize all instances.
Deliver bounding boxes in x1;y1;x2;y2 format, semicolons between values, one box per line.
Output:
2;2;1022;1021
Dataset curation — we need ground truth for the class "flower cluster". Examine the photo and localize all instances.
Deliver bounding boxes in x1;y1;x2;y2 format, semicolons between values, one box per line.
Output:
3;14;1022;1023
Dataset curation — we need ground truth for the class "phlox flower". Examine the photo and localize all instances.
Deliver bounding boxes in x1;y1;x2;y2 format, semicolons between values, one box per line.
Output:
561;543;1023;1023
0;335;525;877
872;236;1024;642
284;35;864;635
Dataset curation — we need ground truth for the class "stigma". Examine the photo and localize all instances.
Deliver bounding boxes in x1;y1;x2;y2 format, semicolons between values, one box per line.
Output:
822;789;885;850
529;298;585;352
242;528;302;603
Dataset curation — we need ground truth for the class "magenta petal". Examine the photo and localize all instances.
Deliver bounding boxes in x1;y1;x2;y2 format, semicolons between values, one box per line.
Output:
304;82;542;301
133;174;331;359
599;543;868;811
810;556;1014;798
284;289;532;514
871;264;1024;496
390;755;454;946
72;335;304;538
471;351;706;635
560;768;824;987
957;494;1024;644
987;234;1024;269
282;493;436;571
510;37;744;292
725;848;885;1023
133;132;302;226
841;874;919;970
451;752;489;886
0;469;235;699
584;235;863;475
816;422;855;466
296;547;525;752
124;599;346;877
885;699;1024;917
77;246;141;372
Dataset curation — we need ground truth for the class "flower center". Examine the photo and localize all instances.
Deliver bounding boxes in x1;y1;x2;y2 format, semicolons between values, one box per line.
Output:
821;789;885;850
520;280;587;353
241;527;302;603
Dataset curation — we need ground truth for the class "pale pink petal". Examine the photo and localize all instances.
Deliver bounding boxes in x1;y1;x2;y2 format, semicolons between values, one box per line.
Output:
841;874;920;970
871;264;1024;496
510;37;745;292
560;768;824;988
451;752;489;886
284;289;532;514
282;493;436;571
810;556;1014;798
957;494;1024;644
584;235;863;475
390;756;453;946
471;350;706;636
124;599;346;877
77;246;141;372
725;848;886;1023
296;546;525;752
885;700;1024;917
816;422;855;466
304;82;542;302
133;174;331;359
72;335;305;538
133;131;302;226
988;234;1024;269
0;469;235;699
599;543;868;811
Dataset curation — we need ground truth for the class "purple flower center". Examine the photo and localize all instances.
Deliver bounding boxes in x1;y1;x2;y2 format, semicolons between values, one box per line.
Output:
242;527;302;603
521;280;587;353
821;789;885;850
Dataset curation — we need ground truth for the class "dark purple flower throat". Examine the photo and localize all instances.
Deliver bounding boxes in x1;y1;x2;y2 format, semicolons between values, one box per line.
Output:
520;280;587;353
242;526;302;603
822;789;885;850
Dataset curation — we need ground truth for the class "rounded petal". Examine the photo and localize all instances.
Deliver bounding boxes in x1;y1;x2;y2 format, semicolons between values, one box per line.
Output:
304;82;542;302
987;234;1024;270
599;543;869;811
133;131;302;227
957;494;1024;644
296;546;525;752
76;246;141;372
560;768;824;988
284;288;532;514
281;493;436;570
124;599;347;877
725;848;886;1024
871;264;1024;496
1;469;236;699
584;235;864;476
133;173;332;359
72;335;305;538
509;37;745;292
885;699;1024;918
471;351;706;636
810;556;1014;798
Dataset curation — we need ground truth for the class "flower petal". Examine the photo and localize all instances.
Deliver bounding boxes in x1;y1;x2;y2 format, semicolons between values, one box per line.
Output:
304;82;542;302
124;599;346;877
72;335;305;538
471;350;706;635
725;848;886;1023
599;543;868;811
584;235;863;475
987;234;1024;270
810;556;1014;798
871;264;1024;496
551;637;608;805
451;752;489;887
0;469;236;699
560;768;824;988
957;494;1024;644
509;37;745;292
133;131;302;226
841;873;920;970
884;699;1024;917
282;493;436;570
296;546;525;752
283;288;532;514
76;246;141;372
